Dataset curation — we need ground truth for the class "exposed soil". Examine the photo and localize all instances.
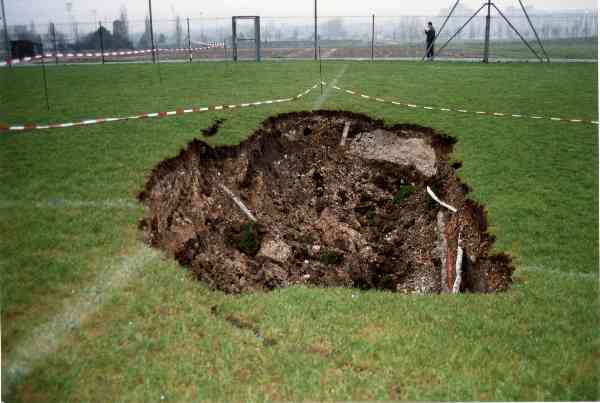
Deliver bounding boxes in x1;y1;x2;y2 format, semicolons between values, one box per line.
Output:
138;111;513;294
200;119;225;137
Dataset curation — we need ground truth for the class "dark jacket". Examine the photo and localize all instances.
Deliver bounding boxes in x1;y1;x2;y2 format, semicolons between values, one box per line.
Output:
425;28;436;44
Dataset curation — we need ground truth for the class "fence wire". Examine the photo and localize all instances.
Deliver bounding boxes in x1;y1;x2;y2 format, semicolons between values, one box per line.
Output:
1;13;597;64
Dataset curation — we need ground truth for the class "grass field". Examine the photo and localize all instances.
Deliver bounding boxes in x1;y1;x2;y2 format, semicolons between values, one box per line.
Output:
442;37;598;60
1;60;598;402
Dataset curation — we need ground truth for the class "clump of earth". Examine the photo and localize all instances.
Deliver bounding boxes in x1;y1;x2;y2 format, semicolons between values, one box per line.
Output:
138;111;513;294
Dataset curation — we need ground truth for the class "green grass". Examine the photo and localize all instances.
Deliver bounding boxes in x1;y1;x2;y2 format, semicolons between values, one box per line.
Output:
1;60;598;402
318;37;597;60
238;222;263;257
392;184;414;205
444;37;598;60
319;249;344;265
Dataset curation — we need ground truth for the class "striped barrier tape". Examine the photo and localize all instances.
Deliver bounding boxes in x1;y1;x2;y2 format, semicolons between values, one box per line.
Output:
0;84;319;133
328;82;599;126
0;43;225;66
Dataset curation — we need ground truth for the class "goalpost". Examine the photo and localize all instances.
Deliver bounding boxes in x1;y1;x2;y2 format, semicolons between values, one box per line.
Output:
232;16;261;62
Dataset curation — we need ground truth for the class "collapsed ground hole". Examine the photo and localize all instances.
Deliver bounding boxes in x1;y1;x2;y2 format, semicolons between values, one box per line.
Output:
138;111;513;294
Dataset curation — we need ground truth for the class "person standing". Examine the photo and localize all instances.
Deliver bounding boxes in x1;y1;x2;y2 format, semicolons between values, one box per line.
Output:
425;22;436;60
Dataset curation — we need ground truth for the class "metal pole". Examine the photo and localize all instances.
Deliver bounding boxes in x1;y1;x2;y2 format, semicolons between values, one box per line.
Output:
51;22;58;65
148;0;156;64
318;45;323;95
1;0;11;68
422;0;460;61
155;45;162;84
187;17;192;63
491;3;543;62
436;4;487;57
371;14;375;62
255;16;261;62
40;44;50;111
517;0;550;62
232;17;237;61
483;1;491;63
99;22;105;64
314;0;318;61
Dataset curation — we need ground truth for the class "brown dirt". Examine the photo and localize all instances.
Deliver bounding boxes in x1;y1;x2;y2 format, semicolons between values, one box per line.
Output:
138;111;513;294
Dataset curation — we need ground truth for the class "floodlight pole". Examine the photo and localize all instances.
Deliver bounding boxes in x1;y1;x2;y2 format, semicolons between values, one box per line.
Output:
148;0;156;64
314;0;318;61
436;0;546;63
483;1;492;63
1;0;11;68
517;0;550;62
436;3;487;56
491;3;543;62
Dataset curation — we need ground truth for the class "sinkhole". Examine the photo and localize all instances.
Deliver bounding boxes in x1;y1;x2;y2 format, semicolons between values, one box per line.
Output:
138;111;513;294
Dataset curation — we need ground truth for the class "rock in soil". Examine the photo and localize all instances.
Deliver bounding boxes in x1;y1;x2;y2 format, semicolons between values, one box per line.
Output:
349;129;438;177
138;111;514;294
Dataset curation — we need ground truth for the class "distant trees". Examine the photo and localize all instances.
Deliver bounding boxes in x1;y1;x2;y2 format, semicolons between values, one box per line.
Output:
45;23;68;51
75;25;133;51
14;21;41;42
36;5;134;52
69;5;132;51
138;16;153;48
112;5;132;48
174;16;183;47
118;5;130;38
4;7;597;55
157;33;167;47
75;26;109;50
322;18;346;39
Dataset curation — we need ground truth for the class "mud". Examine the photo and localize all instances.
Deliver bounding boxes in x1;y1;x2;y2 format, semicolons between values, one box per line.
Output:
138;111;514;294
201;119;225;137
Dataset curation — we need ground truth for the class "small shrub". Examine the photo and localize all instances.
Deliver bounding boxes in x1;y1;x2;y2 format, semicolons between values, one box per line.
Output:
392;184;414;205
238;222;262;256
298;232;316;245
366;208;376;225
320;249;343;265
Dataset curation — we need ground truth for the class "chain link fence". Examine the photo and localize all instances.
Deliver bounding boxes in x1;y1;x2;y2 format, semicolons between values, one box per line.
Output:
1;12;597;64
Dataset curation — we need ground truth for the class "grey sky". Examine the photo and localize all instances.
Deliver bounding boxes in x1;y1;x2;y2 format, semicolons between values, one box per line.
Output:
3;0;598;25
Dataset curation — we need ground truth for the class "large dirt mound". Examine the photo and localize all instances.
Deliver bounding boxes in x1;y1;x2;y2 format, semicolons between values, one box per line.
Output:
138;111;513;294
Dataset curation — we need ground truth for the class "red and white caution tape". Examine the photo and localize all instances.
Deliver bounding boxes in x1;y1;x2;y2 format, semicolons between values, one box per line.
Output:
0;84;319;133
0;43;225;66
329;83;599;126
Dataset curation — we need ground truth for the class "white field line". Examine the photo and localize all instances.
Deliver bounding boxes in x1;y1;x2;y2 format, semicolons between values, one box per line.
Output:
311;64;349;110
0;199;139;209
1;246;159;396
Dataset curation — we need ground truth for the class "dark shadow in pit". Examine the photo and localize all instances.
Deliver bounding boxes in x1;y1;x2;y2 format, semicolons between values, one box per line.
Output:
138;111;514;294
